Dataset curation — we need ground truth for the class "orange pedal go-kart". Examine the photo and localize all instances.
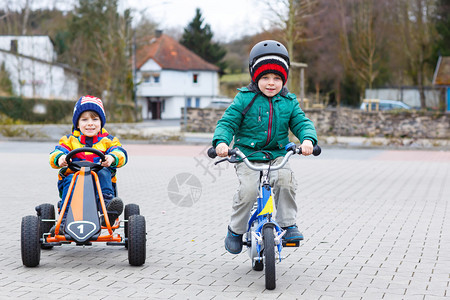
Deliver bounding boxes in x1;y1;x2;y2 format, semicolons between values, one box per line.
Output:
21;147;146;267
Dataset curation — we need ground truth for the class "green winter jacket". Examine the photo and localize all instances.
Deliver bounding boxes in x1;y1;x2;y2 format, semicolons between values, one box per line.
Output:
212;84;318;161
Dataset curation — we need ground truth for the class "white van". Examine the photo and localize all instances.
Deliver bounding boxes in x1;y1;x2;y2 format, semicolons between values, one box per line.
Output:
360;99;411;111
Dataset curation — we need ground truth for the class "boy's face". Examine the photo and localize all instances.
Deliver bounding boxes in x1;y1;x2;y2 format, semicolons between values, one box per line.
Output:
257;73;283;98
78;111;101;137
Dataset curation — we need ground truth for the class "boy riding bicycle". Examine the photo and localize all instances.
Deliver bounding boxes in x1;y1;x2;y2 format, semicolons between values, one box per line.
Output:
212;40;318;254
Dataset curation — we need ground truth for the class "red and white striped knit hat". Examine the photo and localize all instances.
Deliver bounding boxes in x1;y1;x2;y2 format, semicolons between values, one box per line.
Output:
72;95;106;129
250;55;289;86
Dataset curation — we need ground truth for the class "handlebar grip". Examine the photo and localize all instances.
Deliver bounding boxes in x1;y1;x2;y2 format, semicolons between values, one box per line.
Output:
312;145;321;156
207;147;217;158
298;145;322;156
207;147;236;158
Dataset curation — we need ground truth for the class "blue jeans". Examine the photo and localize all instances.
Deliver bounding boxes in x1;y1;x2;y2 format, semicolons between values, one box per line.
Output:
58;168;115;211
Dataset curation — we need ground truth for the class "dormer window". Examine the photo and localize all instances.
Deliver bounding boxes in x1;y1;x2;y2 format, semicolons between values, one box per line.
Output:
153;73;160;83
143;73;151;83
142;72;161;84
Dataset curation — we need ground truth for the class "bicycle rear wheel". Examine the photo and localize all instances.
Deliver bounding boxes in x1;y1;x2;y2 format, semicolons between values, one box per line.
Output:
263;226;276;290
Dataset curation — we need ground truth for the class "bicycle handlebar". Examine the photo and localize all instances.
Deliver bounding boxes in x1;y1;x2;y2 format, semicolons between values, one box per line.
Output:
207;144;321;172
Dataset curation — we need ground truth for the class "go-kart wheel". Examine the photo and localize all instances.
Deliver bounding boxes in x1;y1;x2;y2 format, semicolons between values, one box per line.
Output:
21;215;41;267
37;203;55;250
127;215;146;266
124;204;140;249
263;226;276;290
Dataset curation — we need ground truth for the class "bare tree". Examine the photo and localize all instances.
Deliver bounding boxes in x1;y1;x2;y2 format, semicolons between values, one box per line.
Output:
334;0;384;97
264;0;321;91
393;0;438;109
0;0;29;34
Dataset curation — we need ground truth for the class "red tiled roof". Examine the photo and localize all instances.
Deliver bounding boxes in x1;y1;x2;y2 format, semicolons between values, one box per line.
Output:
433;56;450;85
136;34;220;72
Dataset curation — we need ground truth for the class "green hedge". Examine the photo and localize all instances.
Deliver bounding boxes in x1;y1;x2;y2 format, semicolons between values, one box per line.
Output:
0;96;74;124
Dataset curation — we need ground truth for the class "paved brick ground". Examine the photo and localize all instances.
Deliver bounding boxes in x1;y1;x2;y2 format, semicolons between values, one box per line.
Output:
1;141;449;299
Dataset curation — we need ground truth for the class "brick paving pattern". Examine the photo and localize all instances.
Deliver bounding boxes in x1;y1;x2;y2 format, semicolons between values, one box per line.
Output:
0;141;449;299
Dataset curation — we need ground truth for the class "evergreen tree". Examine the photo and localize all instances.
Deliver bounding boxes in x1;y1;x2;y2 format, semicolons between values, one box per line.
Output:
180;8;227;73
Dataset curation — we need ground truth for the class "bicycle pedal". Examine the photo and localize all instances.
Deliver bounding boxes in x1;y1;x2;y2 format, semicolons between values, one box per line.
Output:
282;240;300;247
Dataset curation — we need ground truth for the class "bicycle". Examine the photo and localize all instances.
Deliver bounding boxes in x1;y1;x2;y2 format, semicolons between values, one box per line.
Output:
208;142;321;290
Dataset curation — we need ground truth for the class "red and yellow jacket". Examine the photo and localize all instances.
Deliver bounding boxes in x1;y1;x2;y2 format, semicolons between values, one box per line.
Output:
49;128;127;183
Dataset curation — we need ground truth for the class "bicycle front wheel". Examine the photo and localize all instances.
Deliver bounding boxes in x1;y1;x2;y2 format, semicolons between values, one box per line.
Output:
263;226;276;290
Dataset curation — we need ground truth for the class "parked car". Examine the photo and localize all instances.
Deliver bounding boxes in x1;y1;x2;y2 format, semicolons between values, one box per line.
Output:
206;98;233;109
360;99;411;111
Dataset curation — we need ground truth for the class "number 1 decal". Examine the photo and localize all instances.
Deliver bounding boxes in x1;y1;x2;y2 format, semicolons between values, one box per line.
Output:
77;224;84;234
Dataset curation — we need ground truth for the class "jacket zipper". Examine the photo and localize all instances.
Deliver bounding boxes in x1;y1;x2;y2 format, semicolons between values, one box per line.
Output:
265;97;273;146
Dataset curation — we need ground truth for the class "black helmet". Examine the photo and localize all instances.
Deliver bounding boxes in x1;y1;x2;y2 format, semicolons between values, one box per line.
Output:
248;40;290;85
248;40;290;69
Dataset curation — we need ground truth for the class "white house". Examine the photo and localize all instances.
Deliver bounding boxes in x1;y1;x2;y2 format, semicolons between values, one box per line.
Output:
135;33;220;119
0;35;78;100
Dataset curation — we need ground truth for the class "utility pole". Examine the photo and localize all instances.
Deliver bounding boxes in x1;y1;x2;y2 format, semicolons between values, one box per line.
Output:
132;30;138;121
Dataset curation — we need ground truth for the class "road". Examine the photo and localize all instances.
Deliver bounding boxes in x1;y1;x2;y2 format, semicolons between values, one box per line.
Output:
1;141;449;299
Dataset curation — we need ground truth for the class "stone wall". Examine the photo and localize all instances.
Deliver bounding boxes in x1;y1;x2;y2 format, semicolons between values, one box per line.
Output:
182;107;450;139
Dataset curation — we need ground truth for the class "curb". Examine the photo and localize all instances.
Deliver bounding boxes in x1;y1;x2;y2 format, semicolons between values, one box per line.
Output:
0;123;449;150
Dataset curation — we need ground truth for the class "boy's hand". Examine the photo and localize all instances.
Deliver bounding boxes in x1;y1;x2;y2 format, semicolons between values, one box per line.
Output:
58;155;68;167
300;140;313;156
216;143;230;157
101;155;115;167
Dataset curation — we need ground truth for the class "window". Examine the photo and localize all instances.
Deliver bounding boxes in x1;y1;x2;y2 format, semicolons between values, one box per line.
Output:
195;97;200;108
142;72;160;83
186;97;192;107
142;73;150;83
10;40;18;53
193;73;198;83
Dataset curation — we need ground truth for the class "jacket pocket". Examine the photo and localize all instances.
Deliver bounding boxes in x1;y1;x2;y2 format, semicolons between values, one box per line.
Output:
235;137;257;149
276;137;290;149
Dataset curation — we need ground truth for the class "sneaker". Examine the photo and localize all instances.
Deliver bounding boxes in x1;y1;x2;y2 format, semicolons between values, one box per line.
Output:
49;222;64;236
282;225;304;241
49;225;55;236
224;226;243;254
104;197;123;226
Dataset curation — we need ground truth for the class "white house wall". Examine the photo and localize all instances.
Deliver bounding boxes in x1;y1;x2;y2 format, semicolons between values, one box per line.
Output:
162;96;185;119
0;51;78;100
140;59;162;72
137;70;218;97
136;67;219;119
0;36;56;62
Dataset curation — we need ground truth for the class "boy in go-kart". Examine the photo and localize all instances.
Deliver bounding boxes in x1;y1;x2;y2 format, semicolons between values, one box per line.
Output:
49;95;128;232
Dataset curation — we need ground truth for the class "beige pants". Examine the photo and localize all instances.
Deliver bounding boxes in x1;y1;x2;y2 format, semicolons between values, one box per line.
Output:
229;157;298;234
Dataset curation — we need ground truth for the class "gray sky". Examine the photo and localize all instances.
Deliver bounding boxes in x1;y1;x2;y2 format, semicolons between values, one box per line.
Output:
4;0;271;42
122;0;270;42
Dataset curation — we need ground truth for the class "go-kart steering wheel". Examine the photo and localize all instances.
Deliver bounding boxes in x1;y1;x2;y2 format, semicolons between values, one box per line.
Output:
65;147;106;172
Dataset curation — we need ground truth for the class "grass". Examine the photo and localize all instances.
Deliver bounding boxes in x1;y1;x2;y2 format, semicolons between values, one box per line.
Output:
220;73;250;83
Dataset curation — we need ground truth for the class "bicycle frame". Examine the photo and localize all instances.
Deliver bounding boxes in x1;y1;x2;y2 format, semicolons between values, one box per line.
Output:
238;151;296;262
